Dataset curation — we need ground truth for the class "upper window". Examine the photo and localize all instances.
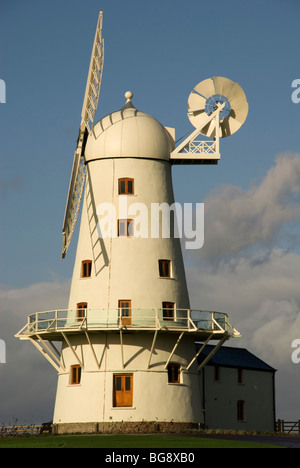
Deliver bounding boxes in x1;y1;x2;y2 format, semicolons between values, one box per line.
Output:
159;260;171;278
167;363;180;384
118;219;134;237
119;178;134;195
237;368;244;384
81;260;92;278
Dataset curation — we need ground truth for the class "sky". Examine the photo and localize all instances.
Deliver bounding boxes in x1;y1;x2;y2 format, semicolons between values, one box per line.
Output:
0;0;299;425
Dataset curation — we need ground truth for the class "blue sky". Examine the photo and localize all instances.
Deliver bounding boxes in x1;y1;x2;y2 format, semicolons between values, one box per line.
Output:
0;0;299;286
0;0;299;424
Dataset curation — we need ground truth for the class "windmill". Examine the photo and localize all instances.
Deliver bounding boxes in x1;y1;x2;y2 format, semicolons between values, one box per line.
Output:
16;11;247;434
171;76;248;164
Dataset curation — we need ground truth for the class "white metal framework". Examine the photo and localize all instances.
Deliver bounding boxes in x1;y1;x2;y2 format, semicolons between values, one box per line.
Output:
62;11;104;258
15;308;240;373
170;102;224;164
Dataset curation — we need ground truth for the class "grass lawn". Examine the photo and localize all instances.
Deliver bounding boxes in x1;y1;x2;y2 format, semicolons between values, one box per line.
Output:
0;434;283;448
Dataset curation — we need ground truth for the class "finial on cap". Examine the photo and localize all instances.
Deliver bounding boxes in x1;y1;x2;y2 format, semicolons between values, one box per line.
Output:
125;91;133;102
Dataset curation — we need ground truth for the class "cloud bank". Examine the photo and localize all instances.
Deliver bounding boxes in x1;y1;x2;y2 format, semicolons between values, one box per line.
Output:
201;152;300;259
0;281;70;425
185;152;300;419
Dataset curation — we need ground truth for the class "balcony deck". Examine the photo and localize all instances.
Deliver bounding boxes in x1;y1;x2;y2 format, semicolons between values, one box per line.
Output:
15;308;241;373
16;308;240;341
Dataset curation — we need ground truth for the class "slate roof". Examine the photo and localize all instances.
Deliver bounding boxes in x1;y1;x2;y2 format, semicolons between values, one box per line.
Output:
196;344;276;372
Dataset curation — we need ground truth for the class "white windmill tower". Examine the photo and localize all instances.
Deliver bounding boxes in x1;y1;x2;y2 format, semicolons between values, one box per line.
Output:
16;11;248;433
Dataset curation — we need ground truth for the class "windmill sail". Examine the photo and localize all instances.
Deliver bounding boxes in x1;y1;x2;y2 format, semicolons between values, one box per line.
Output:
62;11;104;258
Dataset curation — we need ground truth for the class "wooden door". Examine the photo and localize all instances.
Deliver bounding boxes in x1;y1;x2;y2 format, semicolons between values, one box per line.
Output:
113;374;133;407
119;300;132;326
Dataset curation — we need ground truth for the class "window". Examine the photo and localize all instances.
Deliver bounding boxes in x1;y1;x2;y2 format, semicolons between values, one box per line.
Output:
214;366;221;382
118;178;134;195
113;374;133;407
159;260;171;278
237;400;245;421
167;363;180;383
81;260;92;278
119;300;132;326
237;368;244;384
162;302;175;321
118;219;134;237
77;302;87;322
71;365;81;385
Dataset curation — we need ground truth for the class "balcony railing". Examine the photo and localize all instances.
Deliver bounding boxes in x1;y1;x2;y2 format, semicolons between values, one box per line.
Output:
19;308;230;336
184;140;217;154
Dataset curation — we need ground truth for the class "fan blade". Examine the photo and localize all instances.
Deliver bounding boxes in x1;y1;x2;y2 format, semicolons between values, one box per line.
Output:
188;91;206;112
229;96;249;125
81;11;104;133
187;91;207;127
225;81;246;103
193;78;215;99
187;108;207;129
213;76;235;98
220;113;242;137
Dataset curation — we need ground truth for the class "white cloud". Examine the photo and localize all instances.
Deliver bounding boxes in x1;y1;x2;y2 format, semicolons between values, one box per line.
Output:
186;248;300;419
201;152;300;259
184;152;300;418
0;280;69;425
250;299;300;364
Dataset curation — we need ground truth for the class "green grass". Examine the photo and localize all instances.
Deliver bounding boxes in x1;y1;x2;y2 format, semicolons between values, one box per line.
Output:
0;434;283;448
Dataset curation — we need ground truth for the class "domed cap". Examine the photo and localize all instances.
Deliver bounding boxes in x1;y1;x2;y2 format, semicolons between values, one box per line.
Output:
85;92;175;162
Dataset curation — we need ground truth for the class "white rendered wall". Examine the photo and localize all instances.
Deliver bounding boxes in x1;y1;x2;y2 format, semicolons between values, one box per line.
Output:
53;333;202;425
53;155;202;425
67;157;190;311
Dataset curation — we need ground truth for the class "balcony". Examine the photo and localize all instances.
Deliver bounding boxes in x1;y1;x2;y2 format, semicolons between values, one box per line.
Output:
16;308;240;340
15;308;241;373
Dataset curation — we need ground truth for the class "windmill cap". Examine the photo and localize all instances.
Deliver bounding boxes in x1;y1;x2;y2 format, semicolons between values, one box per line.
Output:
85;92;175;161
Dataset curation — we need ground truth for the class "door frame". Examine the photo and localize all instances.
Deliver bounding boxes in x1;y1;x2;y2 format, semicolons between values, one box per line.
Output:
118;300;132;326
113;373;133;407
